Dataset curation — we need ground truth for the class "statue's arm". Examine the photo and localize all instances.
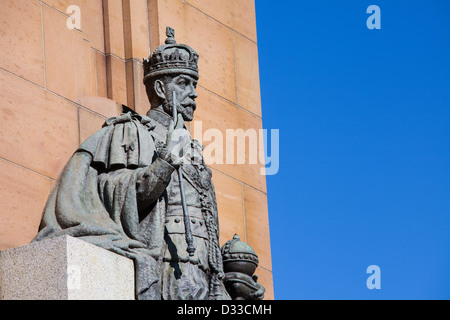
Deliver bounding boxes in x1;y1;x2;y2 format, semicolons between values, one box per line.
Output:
135;155;175;209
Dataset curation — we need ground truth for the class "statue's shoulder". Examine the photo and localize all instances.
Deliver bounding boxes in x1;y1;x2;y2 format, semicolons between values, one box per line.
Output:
77;111;157;169
102;111;156;131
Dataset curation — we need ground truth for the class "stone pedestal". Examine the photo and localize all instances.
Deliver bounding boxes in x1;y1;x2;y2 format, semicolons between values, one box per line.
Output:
0;236;135;300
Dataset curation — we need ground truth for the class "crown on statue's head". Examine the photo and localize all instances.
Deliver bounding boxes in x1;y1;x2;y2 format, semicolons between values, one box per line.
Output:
143;27;199;83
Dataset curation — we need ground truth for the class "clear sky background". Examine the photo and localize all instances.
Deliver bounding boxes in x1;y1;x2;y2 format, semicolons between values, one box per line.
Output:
256;0;450;299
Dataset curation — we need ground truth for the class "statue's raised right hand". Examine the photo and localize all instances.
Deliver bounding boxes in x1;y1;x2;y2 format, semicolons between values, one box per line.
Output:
165;113;191;167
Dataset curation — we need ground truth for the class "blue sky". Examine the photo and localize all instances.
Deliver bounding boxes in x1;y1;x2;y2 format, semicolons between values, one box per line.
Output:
256;0;450;299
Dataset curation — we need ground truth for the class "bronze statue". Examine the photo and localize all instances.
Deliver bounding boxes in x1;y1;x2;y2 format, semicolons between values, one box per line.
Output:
33;27;265;300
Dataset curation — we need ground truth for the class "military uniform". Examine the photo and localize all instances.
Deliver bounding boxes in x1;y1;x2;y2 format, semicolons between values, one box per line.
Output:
147;109;229;300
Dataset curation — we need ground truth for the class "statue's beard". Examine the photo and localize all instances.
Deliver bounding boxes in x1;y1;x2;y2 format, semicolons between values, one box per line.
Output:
163;93;196;122
179;105;195;122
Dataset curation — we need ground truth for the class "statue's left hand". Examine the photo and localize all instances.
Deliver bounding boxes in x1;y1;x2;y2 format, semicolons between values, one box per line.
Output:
224;272;266;300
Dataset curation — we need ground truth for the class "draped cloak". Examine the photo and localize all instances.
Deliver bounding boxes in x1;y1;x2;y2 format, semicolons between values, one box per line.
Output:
33;112;175;298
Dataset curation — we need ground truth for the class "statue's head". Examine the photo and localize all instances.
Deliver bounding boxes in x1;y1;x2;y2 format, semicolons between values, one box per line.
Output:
143;27;199;122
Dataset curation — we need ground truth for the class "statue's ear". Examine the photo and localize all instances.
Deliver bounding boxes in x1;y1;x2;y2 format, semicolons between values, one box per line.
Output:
154;79;166;100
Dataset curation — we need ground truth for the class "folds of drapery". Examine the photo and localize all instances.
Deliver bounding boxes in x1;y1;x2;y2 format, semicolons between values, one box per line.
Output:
32;112;167;299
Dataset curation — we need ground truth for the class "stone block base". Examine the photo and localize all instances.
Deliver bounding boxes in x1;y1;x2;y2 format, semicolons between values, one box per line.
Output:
0;236;135;300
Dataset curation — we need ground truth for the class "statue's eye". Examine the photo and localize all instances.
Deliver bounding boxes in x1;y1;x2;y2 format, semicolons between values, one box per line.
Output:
178;79;187;88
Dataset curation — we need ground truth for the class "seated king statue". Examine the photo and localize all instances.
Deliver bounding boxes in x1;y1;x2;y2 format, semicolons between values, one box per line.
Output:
32;27;265;301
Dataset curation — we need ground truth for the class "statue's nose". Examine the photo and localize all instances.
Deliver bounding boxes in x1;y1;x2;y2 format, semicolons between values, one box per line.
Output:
189;84;198;99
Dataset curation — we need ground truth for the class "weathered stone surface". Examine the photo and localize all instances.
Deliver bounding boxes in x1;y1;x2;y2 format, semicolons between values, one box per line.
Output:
0;235;134;300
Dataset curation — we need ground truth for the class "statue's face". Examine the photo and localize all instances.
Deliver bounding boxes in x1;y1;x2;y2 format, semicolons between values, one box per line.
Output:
162;74;198;122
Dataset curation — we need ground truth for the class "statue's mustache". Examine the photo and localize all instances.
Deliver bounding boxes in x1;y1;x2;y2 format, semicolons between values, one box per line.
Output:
178;99;197;111
165;92;197;112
